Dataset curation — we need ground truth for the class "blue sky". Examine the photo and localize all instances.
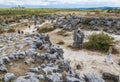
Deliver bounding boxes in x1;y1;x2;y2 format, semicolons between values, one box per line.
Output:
0;0;120;8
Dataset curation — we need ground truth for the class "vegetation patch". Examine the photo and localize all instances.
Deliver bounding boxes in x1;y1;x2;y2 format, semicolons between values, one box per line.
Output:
38;23;54;33
83;32;116;52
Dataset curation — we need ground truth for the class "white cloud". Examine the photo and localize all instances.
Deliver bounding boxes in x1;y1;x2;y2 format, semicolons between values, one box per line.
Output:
25;0;50;6
0;0;120;7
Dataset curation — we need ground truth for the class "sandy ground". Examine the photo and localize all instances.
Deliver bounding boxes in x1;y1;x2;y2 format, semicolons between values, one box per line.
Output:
23;22;120;77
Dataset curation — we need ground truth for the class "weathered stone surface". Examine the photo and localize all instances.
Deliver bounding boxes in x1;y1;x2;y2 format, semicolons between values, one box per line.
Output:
9;50;26;60
25;48;37;56
42;66;60;75
14;76;39;82
59;60;71;72
102;72;119;82
73;28;84;48
4;73;15;82
52;14;120;35
84;73;105;82
66;76;83;82
36;74;44;80
24;58;34;64
29;67;40;73
47;73;62;82
0;55;10;64
0;64;7;73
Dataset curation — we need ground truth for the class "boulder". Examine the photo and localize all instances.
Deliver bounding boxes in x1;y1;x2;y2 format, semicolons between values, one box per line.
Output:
47;73;62;82
36;74;44;80
42;66;59;75
9;50;26;60
4;73;15;82
102;72;119;82
0;64;7;73
84;73;105;82
29;67;40;73
24;58;34;64
34;40;43;49
15;72;41;82
1;55;10;64
14;76;39;82
66;76;83;82
48;45;64;58
59;60;71;72
25;48;37;56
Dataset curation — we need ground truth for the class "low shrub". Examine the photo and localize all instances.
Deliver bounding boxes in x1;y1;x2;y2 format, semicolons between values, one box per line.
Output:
83;32;115;52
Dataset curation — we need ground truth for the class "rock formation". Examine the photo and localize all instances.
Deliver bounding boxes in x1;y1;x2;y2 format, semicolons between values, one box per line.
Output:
73;28;84;48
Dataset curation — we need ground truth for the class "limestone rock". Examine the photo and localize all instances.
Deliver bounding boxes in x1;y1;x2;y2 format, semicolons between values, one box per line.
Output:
4;73;15;82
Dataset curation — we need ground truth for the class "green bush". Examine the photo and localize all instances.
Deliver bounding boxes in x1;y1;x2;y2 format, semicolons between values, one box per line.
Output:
83;32;114;52
0;27;4;34
7;28;15;33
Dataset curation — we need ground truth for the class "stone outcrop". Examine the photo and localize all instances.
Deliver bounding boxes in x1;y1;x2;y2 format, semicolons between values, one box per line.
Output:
84;73;105;82
73;28;84;48
102;72;119;82
4;73;16;82
50;14;120;35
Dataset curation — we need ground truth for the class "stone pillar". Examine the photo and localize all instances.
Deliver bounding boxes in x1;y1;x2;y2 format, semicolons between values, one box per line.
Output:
73;28;84;48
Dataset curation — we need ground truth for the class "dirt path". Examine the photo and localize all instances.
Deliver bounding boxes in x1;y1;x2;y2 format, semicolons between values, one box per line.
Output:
23;20;50;34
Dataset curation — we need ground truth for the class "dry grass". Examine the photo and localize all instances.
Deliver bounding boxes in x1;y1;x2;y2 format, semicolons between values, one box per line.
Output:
7;60;42;77
7;61;30;77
